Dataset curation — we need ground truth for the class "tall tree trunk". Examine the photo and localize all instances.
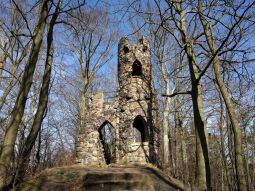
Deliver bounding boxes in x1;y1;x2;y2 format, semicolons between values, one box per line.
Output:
251;123;255;191
214;55;246;191
162;62;170;166
14;0;62;185
180;127;188;183
0;1;49;189
243;125;251;191
175;4;211;190
226;113;236;189
0;48;7;85
0;35;7;85
218;91;231;190
197;1;247;189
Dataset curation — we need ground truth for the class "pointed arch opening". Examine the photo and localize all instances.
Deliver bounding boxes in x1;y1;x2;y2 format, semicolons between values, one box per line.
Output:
98;121;116;164
132;60;142;76
133;116;148;142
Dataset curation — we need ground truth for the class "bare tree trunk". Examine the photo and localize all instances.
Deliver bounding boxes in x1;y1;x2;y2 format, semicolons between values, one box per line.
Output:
214;58;246;191
181;127;188;183
226;113;236;189
162;1;212;187
0;31;8;85
251;123;255;191
197;1;247;189
173;100;178;176
176;5;211;190
0;1;49;189
14;0;62;186
162;63;170;166
0;48;7;85
243;125;251;191
218;92;231;190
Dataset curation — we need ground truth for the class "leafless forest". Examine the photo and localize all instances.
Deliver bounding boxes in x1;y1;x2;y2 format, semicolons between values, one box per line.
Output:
0;0;254;190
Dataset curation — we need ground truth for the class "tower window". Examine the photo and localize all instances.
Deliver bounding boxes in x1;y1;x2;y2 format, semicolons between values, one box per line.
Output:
132;60;142;76
143;45;148;52
123;46;129;54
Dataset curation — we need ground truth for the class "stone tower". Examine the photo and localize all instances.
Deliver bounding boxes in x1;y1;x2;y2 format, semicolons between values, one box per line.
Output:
76;37;159;166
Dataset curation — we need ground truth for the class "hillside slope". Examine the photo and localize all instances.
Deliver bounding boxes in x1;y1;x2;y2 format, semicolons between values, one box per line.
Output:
17;165;190;191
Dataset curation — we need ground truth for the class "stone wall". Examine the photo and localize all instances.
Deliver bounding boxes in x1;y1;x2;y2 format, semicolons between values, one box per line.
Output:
76;93;118;165
76;37;159;166
122;142;150;164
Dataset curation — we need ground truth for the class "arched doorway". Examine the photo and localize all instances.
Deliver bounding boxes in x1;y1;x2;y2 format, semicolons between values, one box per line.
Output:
133;116;148;142
98;121;116;164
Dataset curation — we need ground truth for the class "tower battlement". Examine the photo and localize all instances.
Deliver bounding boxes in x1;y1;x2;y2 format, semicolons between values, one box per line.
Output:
118;36;151;84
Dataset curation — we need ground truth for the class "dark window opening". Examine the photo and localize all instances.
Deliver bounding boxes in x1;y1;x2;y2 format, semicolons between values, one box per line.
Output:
144;95;150;100
143;45;148;52
126;95;132;100
132;60;142;76
99;121;116;164
133;116;147;142
123;46;129;54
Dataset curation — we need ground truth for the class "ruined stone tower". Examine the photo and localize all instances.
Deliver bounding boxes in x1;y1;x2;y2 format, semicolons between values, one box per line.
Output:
76;37;159;166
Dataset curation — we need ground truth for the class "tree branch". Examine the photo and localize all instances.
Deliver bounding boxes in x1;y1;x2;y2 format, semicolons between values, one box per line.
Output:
162;91;191;97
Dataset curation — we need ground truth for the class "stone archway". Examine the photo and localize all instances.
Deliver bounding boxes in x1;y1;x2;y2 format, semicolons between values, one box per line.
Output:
133;116;148;143
98;121;116;164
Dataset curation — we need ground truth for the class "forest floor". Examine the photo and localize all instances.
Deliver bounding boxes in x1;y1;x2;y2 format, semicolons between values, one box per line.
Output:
16;164;190;191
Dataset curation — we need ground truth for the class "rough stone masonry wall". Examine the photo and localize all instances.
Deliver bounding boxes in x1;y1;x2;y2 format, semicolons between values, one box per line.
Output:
76;93;118;165
117;36;158;164
76;37;159;166
76;93;105;165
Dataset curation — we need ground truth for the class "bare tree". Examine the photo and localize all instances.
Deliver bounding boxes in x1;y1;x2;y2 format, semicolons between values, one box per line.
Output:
0;1;49;188
197;1;255;190
64;7;117;134
13;0;63;185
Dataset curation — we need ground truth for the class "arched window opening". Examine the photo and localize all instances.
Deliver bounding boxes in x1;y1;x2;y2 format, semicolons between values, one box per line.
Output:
98;121;116;164
133;116;147;142
123;46;129;54
132;60;142;76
